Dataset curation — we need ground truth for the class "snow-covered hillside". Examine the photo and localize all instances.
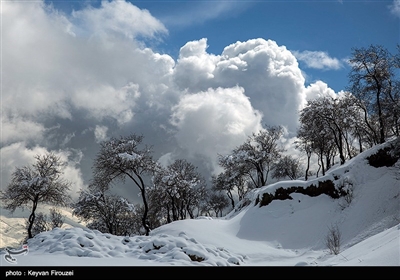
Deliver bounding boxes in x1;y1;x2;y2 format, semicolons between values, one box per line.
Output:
0;139;399;268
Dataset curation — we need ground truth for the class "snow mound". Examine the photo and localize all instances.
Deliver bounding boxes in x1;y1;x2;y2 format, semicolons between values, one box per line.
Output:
23;227;246;266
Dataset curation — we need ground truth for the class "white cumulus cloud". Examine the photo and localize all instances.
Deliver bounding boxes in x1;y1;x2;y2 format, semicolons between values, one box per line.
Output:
292;50;343;70
2;0;172;122
173;38;220;91
304;80;337;102
170;86;263;169
173;38;307;135
71;0;167;40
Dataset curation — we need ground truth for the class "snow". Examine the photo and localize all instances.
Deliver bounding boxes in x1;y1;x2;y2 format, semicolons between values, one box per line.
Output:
118;152;142;161
1;141;399;270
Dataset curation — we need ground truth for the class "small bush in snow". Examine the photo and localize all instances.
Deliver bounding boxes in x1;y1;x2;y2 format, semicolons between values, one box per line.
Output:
326;224;341;255
338;178;354;210
49;207;64;229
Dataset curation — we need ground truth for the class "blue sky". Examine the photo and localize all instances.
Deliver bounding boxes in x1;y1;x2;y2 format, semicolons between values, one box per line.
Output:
46;0;399;92
2;0;399;204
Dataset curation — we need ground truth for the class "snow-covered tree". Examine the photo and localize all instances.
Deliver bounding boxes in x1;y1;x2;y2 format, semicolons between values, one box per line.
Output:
381;79;400;138
0;153;71;239
298;103;337;176
304;96;348;165
338;92;371;155
201;192;230;217
149;159;207;223
219;126;284;189
49;207;64;229
72;184;140;236
211;169;250;210
348;44;400;144
294;139;313;181
298;91;372;172
92;134;156;236
272;155;303;180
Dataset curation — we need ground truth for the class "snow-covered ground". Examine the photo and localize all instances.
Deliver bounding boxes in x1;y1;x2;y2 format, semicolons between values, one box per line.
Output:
0;140;399;270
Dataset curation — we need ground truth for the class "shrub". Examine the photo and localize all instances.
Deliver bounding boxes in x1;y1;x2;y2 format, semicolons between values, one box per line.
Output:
326;224;341;255
338;178;354;210
49;208;64;229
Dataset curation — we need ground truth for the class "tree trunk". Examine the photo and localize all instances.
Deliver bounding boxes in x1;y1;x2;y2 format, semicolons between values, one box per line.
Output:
305;153;310;181
170;196;178;221
138;176;150;236
358;134;363;153
325;154;331;171
332;126;345;165
27;198;39;239
360;104;378;145
338;132;346;165
320;153;325;176
186;204;194;219
344;132;353;159
316;160;321;178
227;190;235;210
125;171;151;235
376;88;386;144
166;205;171;224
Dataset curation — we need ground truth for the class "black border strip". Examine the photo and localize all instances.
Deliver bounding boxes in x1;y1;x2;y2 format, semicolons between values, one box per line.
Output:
0;266;398;280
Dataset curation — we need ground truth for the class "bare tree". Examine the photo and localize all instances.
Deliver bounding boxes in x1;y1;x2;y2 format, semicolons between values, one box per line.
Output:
201;192;229;217
211;169;250;210
150;159;207;222
0;153;71;239
219;126;284;189
294;139;312;181
272;155;303;180
326;224;342;255
204;192;230;217
92;134;156;236
303;96;347;165
247;126;285;186
348;44;399;144
340;92;372;153
147;176;172;224
72;184;140;236
298;106;337;175
49;207;64;229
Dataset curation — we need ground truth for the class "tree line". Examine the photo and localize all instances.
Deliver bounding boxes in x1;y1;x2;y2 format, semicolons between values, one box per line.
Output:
297;44;400;178
1;44;399;240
